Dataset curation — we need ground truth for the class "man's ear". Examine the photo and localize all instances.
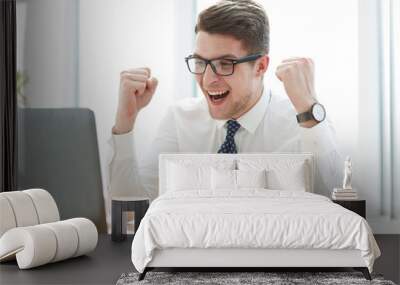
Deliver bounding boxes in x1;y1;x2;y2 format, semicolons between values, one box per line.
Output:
256;55;269;76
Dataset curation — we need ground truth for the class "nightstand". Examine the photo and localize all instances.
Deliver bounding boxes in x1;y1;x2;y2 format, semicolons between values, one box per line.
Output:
332;199;366;218
111;196;149;242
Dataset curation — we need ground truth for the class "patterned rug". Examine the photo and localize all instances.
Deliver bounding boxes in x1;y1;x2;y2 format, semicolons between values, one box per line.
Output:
116;271;396;285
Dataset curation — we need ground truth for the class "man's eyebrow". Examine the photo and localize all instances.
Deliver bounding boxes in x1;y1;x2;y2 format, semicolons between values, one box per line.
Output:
192;53;238;60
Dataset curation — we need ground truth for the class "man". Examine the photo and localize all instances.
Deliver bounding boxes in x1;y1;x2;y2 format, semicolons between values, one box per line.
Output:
108;0;341;201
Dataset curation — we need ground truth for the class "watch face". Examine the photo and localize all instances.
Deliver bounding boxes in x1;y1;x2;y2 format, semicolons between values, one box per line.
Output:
312;103;326;122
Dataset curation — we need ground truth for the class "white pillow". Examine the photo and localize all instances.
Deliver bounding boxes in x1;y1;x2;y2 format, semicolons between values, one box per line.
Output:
211;168;268;190
167;162;211;191
236;169;267;189
267;166;306;191
166;159;235;192
211;168;236;190
237;159;309;191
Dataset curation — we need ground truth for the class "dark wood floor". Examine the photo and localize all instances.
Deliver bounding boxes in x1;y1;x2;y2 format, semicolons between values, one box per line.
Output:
373;234;400;284
0;234;398;284
0;235;135;284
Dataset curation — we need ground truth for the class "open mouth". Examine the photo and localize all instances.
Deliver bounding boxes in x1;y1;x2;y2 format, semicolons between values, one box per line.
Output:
207;90;230;104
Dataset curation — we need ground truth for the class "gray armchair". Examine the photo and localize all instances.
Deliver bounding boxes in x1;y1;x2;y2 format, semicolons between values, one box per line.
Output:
17;108;107;233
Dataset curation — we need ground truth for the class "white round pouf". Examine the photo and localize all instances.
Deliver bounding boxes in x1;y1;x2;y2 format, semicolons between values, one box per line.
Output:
23;189;60;224
0;196;17;237
0;225;57;269
42;221;79;262
65;218;98;257
0;189;98;269
0;191;39;227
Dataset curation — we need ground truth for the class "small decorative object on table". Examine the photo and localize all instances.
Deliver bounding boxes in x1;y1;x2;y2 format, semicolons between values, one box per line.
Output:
112;196;149;242
332;156;358;200
332;156;366;218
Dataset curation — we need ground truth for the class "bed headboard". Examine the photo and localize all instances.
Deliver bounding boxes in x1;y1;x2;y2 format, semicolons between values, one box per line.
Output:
159;153;314;195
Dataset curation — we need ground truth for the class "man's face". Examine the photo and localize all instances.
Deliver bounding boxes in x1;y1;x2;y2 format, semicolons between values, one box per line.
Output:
194;31;268;120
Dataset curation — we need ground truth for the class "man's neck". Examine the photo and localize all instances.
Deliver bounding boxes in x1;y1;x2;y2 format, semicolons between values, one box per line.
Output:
232;84;264;120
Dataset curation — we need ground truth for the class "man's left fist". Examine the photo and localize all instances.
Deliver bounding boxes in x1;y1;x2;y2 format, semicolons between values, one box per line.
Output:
275;57;317;114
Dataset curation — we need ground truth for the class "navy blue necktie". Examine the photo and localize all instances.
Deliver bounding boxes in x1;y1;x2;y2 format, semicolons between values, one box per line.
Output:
218;120;241;153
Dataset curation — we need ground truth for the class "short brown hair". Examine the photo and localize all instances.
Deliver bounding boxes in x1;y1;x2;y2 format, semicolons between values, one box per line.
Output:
195;0;270;54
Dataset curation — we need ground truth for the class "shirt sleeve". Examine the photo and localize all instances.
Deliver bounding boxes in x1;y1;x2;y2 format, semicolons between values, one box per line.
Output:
107;130;147;199
299;119;343;196
107;106;179;201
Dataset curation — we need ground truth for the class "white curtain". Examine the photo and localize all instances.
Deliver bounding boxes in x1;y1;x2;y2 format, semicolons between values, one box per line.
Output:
375;0;400;228
356;0;400;233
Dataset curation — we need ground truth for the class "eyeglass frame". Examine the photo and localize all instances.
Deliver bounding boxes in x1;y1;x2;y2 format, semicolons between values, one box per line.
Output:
184;53;264;76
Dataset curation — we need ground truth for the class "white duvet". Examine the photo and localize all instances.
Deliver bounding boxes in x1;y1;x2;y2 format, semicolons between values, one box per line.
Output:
131;190;380;273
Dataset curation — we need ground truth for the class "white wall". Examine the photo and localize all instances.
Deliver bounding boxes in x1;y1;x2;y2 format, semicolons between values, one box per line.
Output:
17;0;196;229
78;0;196;226
17;0;398;233
197;0;400;233
267;0;359;157
197;0;359;158
19;0;78;107
79;0;195;162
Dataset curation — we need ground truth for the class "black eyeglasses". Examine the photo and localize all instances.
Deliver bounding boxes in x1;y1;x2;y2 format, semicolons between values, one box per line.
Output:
185;53;264;76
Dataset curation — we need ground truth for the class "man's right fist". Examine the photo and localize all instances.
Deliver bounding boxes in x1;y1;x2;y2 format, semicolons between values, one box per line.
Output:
113;67;158;134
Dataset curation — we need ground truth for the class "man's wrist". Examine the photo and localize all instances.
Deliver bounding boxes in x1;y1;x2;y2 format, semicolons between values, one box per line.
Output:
299;119;319;128
113;115;136;135
296;100;325;128
112;125;133;135
292;97;316;114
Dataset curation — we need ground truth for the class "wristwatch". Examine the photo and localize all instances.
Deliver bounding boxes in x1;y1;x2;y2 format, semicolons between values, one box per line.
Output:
296;102;326;123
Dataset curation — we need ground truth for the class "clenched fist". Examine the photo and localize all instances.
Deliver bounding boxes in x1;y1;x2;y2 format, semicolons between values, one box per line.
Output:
113;67;158;134
275;57;317;115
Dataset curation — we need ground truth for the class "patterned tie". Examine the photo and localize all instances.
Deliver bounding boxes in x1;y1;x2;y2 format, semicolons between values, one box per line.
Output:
218;120;241;153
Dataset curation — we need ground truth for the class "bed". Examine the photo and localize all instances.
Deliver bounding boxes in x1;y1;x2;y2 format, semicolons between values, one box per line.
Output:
131;153;381;281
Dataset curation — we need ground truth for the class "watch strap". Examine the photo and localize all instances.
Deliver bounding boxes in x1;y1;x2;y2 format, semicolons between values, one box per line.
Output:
296;111;314;123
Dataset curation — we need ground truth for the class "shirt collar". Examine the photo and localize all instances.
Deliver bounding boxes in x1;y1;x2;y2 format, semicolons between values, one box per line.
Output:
215;88;270;134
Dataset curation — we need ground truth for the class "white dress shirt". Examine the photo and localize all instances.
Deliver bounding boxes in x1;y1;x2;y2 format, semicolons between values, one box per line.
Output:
108;88;342;201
